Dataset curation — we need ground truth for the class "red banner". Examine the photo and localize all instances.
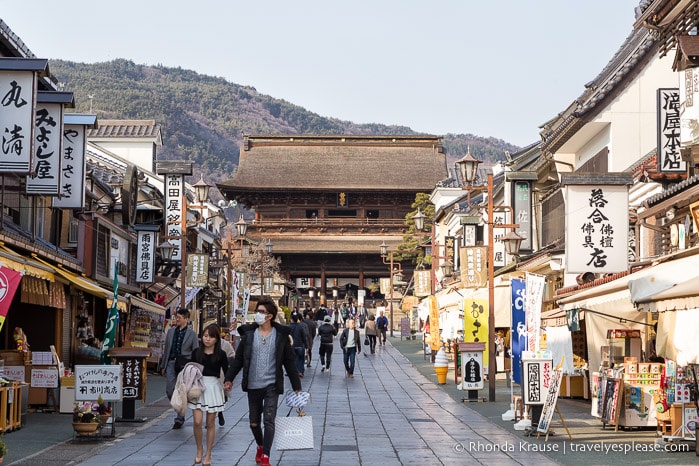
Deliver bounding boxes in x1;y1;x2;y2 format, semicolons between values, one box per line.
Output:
0;266;23;332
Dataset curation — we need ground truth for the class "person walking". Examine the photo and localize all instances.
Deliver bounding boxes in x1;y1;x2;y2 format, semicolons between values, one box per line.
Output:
364;314;378;354
376;310;389;346
223;296;301;466
340;319;362;377
159;309;199;429
289;313;309;377
217;336;236;427
317;315;337;373
303;310;317;367
189;324;228;466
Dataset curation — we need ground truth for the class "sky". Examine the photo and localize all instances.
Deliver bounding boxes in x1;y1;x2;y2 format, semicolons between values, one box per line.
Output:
0;0;642;147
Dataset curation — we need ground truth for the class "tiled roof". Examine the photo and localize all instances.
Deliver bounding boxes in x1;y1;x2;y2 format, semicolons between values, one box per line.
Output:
540;24;655;154
88;119;160;138
219;135;447;191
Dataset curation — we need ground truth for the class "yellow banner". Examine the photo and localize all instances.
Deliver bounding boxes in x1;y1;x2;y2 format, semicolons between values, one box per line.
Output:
428;295;441;350
463;297;489;369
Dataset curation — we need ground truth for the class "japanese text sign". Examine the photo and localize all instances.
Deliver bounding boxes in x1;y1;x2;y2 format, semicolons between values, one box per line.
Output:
75;365;123;401
565;184;628;273
463;297;489;371
657;88;685;173
0;69;36;173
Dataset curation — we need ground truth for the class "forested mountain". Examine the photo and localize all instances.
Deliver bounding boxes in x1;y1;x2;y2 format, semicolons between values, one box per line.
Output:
51;59;520;185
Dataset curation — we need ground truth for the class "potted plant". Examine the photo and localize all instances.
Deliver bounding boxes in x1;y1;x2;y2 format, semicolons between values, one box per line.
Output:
72;402;100;434
94;395;112;425
0;434;8;463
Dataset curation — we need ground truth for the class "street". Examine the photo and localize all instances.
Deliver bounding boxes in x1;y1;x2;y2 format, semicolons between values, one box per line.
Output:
6;335;697;465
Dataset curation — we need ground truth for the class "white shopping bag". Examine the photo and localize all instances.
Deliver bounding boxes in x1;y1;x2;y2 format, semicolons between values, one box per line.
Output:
274;415;314;450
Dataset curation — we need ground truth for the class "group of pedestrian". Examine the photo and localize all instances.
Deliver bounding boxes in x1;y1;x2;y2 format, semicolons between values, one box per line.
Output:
160;297;302;466
160;299;390;465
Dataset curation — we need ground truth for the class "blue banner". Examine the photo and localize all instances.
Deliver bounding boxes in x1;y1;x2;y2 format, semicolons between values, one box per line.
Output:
511;279;526;385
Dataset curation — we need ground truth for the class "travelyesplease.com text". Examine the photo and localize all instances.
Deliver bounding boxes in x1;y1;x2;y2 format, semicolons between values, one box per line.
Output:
453;440;691;454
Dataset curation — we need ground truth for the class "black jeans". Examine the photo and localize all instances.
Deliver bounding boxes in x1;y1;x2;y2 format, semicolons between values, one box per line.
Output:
367;334;377;353
318;343;333;369
247;384;279;456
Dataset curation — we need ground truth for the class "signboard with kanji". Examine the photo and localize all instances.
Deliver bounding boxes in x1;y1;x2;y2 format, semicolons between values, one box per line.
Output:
75;365;123;401
521;356;553;405
30;367;59;388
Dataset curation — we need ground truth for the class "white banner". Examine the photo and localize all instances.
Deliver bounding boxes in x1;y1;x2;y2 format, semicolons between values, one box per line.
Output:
525;272;545;352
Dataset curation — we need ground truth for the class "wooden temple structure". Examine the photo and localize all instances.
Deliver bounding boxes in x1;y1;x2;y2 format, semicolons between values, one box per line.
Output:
216;134;447;307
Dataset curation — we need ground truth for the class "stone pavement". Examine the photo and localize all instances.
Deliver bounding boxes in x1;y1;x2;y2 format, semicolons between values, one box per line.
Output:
5;333;698;465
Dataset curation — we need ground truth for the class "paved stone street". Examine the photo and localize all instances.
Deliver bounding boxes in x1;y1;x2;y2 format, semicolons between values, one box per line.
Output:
6;334;698;465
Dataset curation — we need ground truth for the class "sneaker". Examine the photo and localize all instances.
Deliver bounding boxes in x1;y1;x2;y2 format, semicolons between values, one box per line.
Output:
348;373;354;378
255;445;264;463
260;453;271;466
218;411;225;426
299;373;304;378
321;367;325;372
172;419;183;429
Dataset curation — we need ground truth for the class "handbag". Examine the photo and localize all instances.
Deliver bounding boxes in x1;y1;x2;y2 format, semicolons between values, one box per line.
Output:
274;414;314;451
364;337;369;346
284;390;310;408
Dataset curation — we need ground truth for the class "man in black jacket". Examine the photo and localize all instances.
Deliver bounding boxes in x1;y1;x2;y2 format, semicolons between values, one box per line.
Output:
317;315;337;373
223;296;301;466
339;318;362;377
303;310;317;368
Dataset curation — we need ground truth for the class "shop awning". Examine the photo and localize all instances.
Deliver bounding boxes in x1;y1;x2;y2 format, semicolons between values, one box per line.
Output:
559;251;699;313
129;295;166;315
0;244;54;281
31;256;111;299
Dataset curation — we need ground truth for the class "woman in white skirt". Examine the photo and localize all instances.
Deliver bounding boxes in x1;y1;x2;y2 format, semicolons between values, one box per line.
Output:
189;324;229;465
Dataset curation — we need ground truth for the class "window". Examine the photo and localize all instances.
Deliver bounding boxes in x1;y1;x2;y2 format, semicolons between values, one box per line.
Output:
68;218;79;244
327;209;356;218
306;209;318;219
366;210;379;219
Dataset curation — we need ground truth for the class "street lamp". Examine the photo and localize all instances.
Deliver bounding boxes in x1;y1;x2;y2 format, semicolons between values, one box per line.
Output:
379;241;403;337
455;153;523;402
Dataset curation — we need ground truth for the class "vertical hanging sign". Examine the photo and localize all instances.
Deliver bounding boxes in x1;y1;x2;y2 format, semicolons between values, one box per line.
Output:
156;161;193;264
0;59;47;173
513;181;532;251
165;174;184;262
657;88;684;173
27;92;73;194
53;114;95;208
563;174;632;274
135;226;158;283
492;211;507;267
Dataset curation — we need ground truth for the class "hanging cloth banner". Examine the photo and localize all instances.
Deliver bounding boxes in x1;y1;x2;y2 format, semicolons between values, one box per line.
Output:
0;266;23;332
525;272;546;352
511;278;526;385
100;264;119;364
463;297;489;372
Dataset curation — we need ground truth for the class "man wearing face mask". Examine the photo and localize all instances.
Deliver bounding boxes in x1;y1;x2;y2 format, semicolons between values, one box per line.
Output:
223;296;301;466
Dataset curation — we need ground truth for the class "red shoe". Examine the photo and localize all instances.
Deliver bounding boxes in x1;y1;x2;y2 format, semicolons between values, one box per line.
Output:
255;445;264;463
260;454;271;466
